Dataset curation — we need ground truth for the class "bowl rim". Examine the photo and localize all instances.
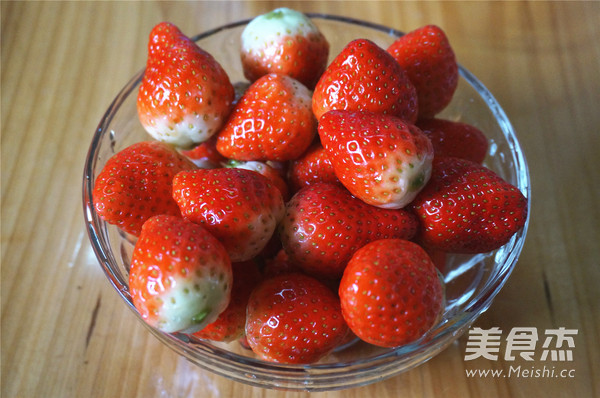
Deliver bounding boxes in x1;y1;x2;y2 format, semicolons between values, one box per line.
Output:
82;13;531;391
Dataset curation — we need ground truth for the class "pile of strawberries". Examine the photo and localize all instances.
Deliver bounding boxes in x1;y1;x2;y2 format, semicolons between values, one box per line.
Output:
93;8;527;364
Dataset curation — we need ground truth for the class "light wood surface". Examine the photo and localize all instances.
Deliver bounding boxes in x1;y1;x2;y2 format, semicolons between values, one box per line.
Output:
2;1;599;397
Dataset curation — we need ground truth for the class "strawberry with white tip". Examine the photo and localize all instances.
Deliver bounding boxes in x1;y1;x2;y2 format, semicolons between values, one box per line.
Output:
137;22;235;148
241;8;329;89
172;168;285;262
191;260;262;342
129;215;232;334
318;110;434;209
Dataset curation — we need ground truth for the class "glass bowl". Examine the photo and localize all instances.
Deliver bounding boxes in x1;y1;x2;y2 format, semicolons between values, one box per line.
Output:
82;14;530;392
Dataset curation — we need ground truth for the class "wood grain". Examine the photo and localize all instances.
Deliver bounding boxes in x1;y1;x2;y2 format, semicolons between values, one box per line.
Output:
1;1;598;397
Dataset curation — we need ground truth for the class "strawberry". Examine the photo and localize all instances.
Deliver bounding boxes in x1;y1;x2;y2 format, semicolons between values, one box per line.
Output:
190;260;262;342
137;22;235;148
287;142;339;193
387;25;459;119
92;141;196;236
172;168;285;262
279;183;419;280
240;7;329;89
216;73;317;161
312;38;418;123
179;135;227;169
129;215;232;333
318;110;434;209
410;156;528;253
245;272;348;364
339;239;444;347
417;118;489;164
225;159;290;201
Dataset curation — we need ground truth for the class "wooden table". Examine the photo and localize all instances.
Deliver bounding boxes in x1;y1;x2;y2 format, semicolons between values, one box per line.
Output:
2;1;598;397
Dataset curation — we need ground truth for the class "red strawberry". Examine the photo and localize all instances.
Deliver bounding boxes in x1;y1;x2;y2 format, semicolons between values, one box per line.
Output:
216;73;317;161
410;156;528;253
245;272;348;364
318;110;434;209
387;25;458;119
172;168;285;262
137;22;235;148
240;7;329;89
279;183;419;279
190;260;262;342
312;39;418;123
225;159;290;201
288;142;339;192
129;215;232;333
417;118;489;164
179;135;227;169
339;239;444;347
92;141;196;236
